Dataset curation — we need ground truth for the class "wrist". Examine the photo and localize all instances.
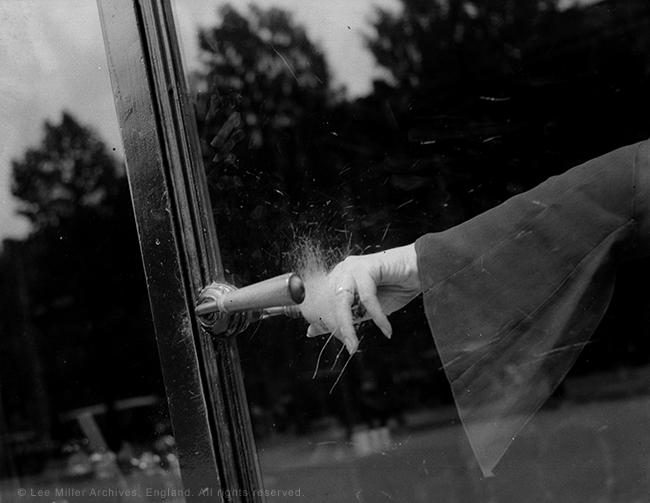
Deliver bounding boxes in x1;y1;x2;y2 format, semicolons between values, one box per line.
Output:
401;243;421;292
376;243;421;292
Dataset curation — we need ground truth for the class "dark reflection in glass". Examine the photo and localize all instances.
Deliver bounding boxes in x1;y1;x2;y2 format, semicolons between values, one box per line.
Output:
175;0;650;501
0;3;183;501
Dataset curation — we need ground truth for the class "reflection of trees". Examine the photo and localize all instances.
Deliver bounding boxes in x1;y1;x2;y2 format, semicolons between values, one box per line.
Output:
12;113;123;229
193;5;346;283
368;0;558;96
1;113;165;462
361;0;650;227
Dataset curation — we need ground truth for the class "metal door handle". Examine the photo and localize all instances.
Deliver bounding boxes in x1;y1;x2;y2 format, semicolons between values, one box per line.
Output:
195;272;305;336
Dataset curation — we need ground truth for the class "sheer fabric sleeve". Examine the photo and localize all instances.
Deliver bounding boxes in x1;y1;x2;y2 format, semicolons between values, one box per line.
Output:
415;139;650;477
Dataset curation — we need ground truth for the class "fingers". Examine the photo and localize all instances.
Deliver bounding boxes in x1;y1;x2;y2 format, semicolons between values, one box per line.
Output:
303;258;394;352
334;278;359;355
355;274;392;339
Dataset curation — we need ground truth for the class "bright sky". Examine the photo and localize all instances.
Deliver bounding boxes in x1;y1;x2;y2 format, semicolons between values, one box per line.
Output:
0;0;598;242
0;1;120;240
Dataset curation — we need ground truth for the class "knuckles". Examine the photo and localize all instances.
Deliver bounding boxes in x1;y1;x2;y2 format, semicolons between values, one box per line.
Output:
335;255;366;273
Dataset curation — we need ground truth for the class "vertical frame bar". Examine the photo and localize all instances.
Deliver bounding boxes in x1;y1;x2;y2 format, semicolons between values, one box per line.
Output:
97;1;264;501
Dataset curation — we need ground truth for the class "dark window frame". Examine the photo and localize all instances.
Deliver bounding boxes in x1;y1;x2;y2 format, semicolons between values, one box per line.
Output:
97;1;264;501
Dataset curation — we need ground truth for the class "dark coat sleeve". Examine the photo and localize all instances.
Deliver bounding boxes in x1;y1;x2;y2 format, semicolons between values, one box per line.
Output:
415;139;650;476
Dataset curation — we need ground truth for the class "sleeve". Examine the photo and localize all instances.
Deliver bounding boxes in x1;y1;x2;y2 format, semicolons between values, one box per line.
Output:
415;139;650;477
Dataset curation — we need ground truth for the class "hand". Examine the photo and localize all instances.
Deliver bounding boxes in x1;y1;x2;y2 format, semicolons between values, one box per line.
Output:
303;243;421;354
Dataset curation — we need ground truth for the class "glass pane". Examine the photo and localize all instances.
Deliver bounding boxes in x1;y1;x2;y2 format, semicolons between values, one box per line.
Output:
173;0;650;501
0;2;184;501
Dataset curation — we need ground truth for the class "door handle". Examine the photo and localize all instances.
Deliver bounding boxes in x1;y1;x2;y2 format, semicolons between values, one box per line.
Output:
195;272;305;336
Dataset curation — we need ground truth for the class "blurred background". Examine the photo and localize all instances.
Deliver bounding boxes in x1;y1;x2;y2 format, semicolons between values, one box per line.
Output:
1;0;650;501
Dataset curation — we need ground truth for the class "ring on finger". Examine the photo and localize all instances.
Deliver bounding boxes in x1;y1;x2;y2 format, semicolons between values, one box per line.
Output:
335;286;355;296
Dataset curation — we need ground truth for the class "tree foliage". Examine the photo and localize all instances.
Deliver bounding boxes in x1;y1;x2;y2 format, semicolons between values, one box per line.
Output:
4;113;162;448
368;0;559;96
193;5;347;282
11;112;123;230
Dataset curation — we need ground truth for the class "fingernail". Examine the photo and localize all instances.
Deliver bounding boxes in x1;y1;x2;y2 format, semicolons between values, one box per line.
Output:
345;339;356;355
306;326;316;338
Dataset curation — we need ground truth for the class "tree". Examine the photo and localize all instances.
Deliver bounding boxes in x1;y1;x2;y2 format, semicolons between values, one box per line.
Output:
368;0;559;98
345;0;565;237
356;0;650;235
11;112;123;229
6;112;164;451
193;4;350;283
